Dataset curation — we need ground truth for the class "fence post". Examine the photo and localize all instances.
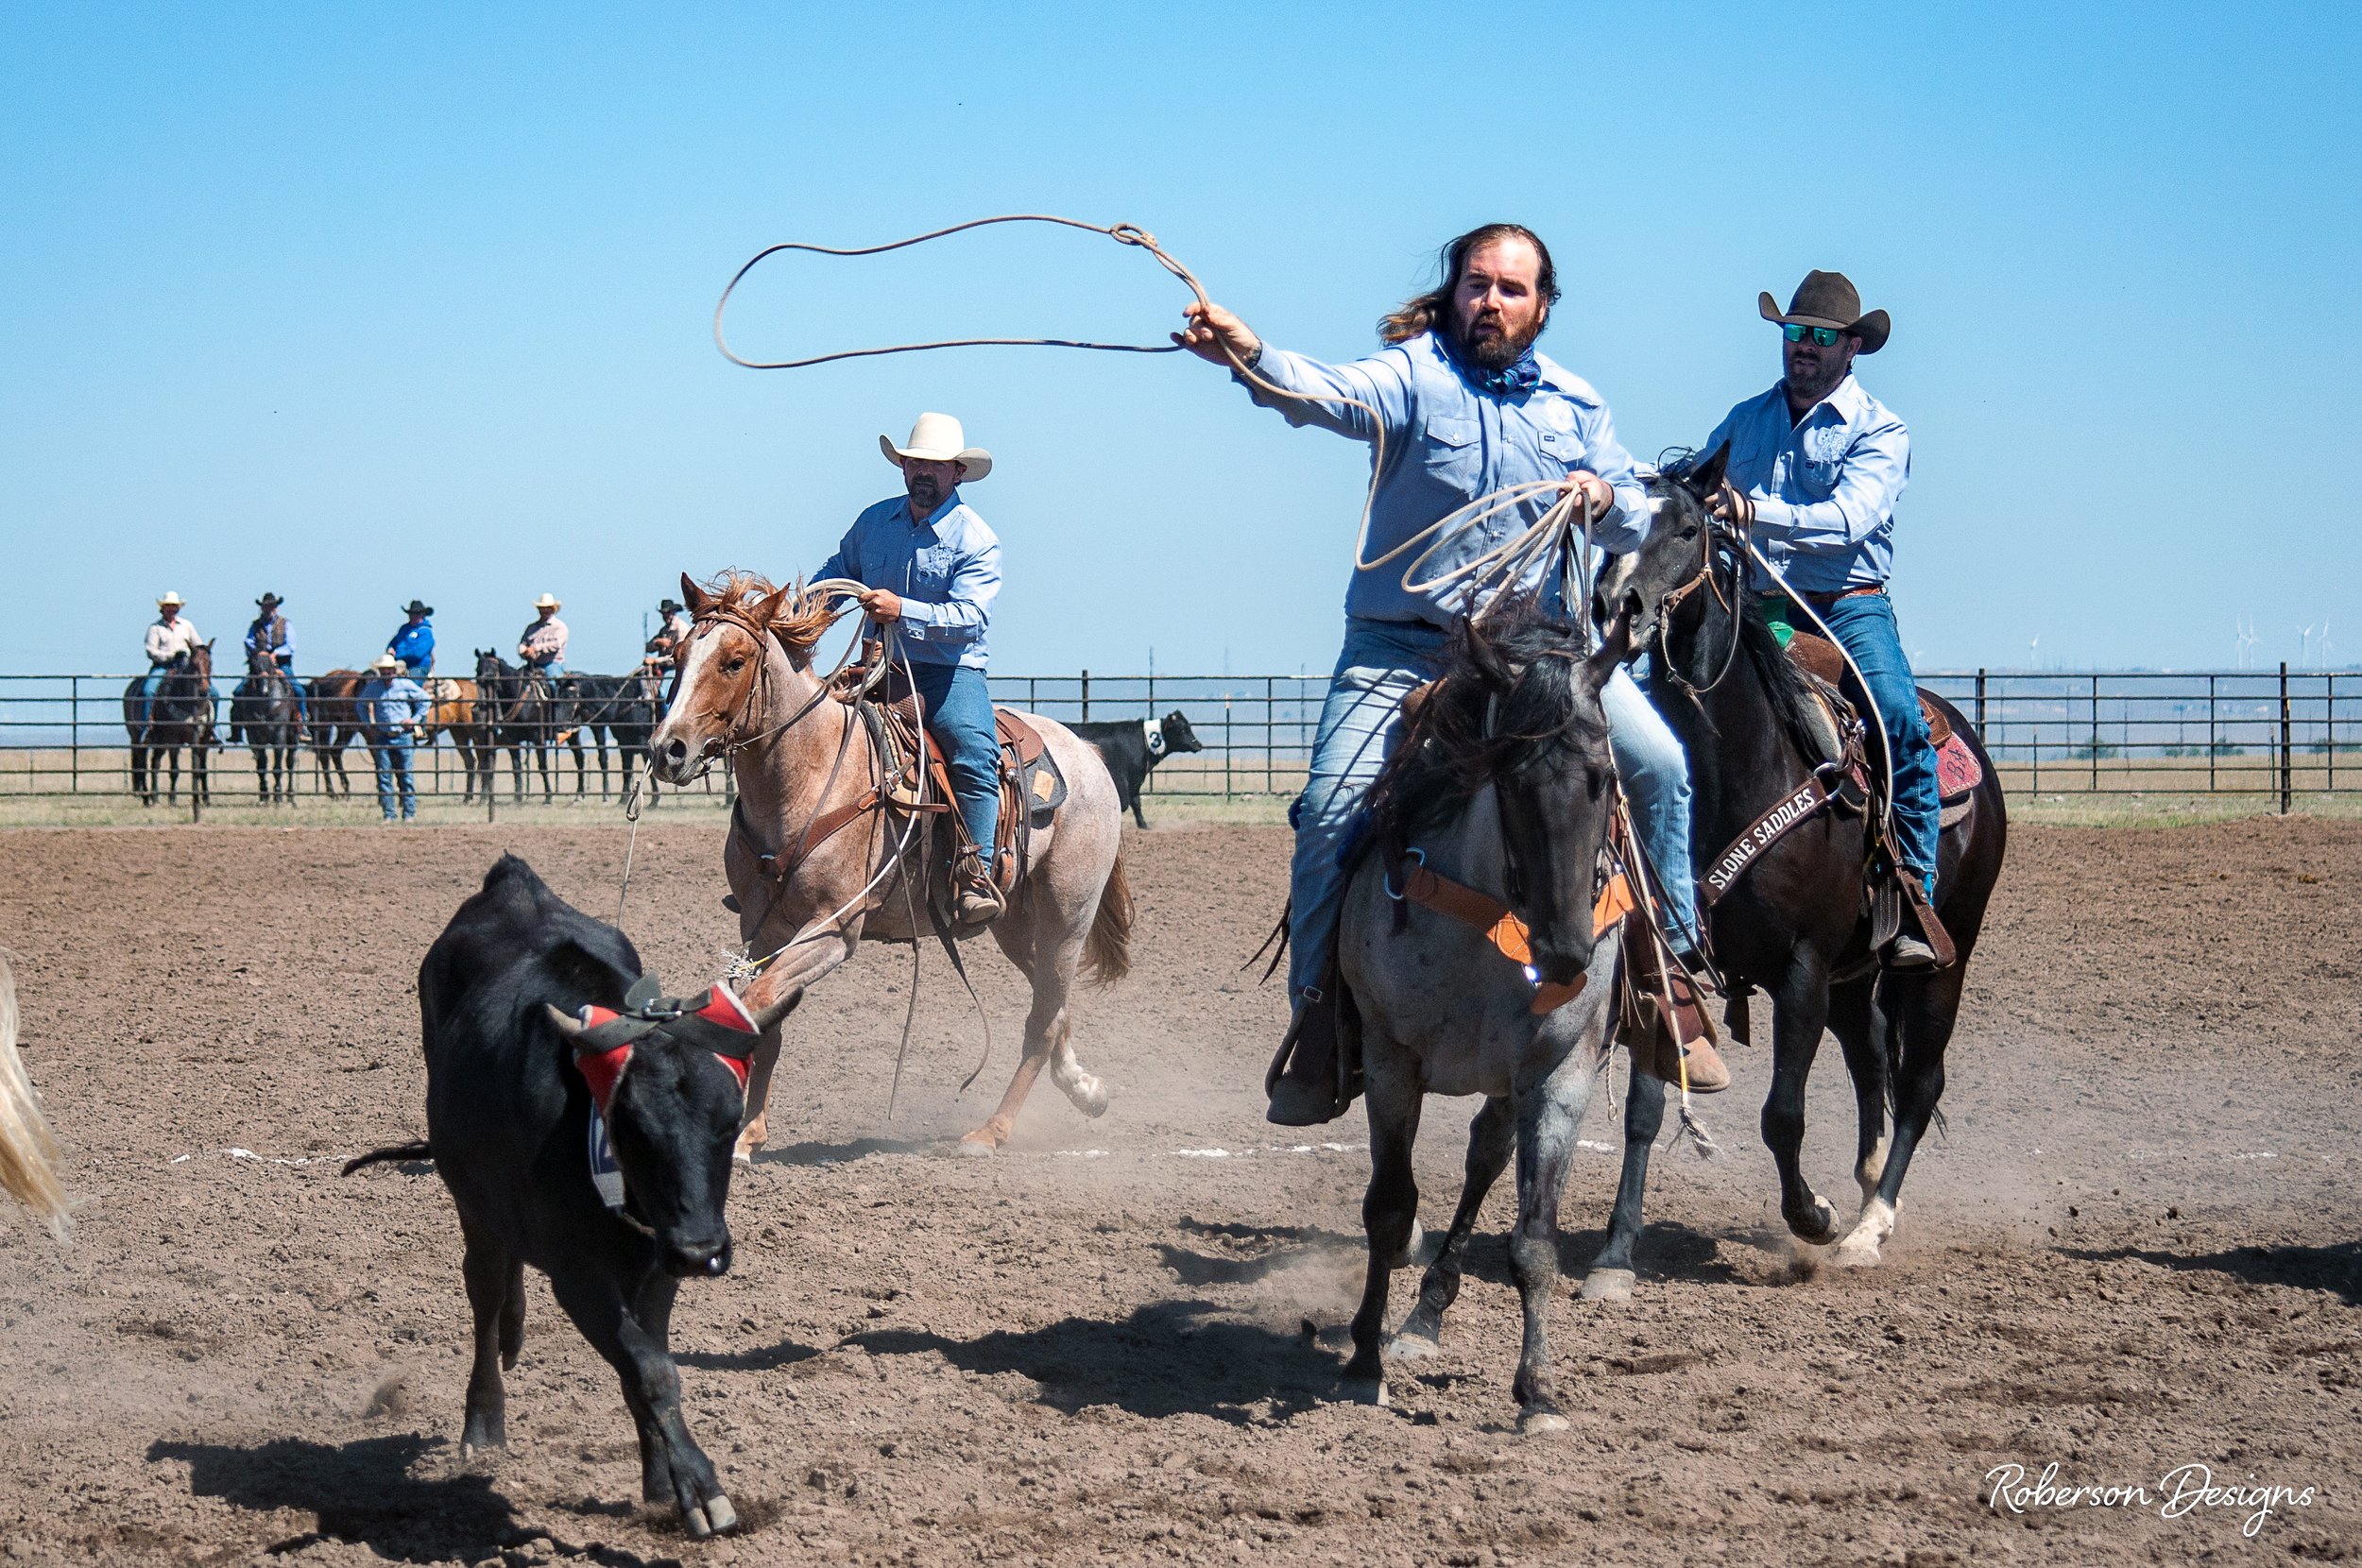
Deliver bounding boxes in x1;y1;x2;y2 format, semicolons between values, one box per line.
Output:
2280;661;2292;814
1974;668;1985;738
2089;674;2099;791
2208;674;2217;792
69;675;79;794
1080;669;1090;724
1224;695;1233;801
1265;675;1275;795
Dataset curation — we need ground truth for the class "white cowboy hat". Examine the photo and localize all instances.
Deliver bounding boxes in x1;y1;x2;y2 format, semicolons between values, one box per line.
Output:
370;651;401;673
879;412;991;483
534;593;561;610
157;591;185;608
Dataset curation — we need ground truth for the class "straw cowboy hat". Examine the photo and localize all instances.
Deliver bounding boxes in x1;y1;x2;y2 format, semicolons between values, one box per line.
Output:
533;593;561;610
370;651;402;673
157;591;185;609
880;412;991;482
1758;269;1891;354
402;599;433;617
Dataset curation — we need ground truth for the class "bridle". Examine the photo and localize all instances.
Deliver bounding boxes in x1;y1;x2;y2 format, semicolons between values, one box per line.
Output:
1652;497;1745;700
673;601;847;772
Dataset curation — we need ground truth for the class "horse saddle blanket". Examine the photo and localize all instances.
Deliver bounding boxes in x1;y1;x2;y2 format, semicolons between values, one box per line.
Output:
1781;629;1979;824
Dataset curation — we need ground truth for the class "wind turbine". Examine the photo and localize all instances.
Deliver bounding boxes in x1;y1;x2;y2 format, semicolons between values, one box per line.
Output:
2300;623;2317;665
2028;632;2041;670
2234;618;2259;669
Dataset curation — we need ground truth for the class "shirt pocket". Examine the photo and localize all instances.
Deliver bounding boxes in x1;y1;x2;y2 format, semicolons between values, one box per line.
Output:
909;543;956;598
1422;414;1481;488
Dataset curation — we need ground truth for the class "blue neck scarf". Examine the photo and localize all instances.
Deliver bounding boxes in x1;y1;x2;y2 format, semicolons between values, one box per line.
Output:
1442;331;1541;396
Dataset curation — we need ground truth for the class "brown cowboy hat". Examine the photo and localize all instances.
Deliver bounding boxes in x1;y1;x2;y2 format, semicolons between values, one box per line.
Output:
1758;269;1890;354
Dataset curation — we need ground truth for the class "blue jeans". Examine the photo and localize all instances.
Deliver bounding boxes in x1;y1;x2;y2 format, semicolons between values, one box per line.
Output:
908;660;999;866
1820;592;1940;890
371;737;417;819
1285;618;1698;999
138;669;165;725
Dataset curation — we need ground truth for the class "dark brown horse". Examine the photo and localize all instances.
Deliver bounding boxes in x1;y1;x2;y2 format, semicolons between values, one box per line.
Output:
307;670;370;796
418;677;496;803
121;643;215;807
475;650;559;804
1597;454;2007;1267
228;648;304;803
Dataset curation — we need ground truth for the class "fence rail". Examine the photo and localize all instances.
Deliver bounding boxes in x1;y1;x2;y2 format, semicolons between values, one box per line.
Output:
1;668;2355;820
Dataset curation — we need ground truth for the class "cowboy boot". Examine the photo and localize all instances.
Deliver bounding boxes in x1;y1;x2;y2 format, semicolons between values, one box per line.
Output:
952;848;1004;926
1628;941;1731;1094
1265;986;1345;1126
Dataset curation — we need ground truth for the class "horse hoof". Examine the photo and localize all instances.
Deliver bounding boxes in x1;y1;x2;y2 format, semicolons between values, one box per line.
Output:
1789;1198;1840;1247
1383;1332;1440;1363
1518;1409;1571;1437
1579;1268;1635;1304
1831;1236;1883;1269
1391;1217;1426;1270
954;1133;1000;1159
1070;1081;1110;1118
1338;1375;1388;1407
695;1494;737;1536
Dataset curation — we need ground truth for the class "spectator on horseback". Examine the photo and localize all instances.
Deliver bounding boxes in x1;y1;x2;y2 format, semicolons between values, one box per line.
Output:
360;650;428;822
644;597;692;668
1702;271;1941;968
815;412;1005;927
244;592;306;724
388;599;436;678
1179;222;1726;1125
140;591;202;725
518;593;568;680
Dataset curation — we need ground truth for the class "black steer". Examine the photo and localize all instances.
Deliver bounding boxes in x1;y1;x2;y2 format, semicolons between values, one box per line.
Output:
347;854;788;1536
1071;709;1204;827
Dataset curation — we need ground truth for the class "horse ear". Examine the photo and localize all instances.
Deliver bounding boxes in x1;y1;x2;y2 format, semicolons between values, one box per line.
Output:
1463;616;1514;689
1682;441;1731;500
682;572;710;614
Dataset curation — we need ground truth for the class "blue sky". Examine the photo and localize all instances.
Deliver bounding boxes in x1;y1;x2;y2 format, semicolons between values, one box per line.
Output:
4;2;2357;677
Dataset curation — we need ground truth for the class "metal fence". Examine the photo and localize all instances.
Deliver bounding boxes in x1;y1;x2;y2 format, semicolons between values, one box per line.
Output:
1;667;2355;820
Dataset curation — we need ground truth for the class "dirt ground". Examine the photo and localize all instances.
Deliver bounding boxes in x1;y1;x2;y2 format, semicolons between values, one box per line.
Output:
0;815;2355;1566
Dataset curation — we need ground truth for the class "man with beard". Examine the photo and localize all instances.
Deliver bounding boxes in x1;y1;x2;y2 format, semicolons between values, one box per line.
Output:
815;412;1006;926
1177;223;1725;1125
1703;271;1940;967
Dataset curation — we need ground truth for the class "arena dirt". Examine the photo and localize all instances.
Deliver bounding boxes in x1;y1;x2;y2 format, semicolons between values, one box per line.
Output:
0;816;2354;1565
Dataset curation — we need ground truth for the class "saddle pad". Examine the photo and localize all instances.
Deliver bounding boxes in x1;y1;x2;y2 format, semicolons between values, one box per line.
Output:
1937;730;1982;804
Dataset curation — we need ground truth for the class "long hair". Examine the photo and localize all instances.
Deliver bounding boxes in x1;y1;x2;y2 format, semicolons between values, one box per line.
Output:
1378;223;1562;347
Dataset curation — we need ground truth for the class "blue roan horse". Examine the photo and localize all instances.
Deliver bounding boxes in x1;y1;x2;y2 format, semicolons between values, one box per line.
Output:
1333;601;1663;1431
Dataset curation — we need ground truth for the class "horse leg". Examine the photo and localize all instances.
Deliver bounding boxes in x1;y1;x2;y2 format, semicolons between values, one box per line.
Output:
1508;1047;1595;1434
728;927;853;1162
1392;1095;1513;1356
1825;976;1890;1216
1838;967;1963;1268
1341;1042;1420;1407
1582;1048;1668;1303
459;1229;522;1453
1764;966;1840;1245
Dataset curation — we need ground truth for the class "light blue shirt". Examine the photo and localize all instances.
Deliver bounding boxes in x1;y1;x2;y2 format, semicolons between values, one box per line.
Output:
1705;374;1910;595
1239;331;1648;630
816;492;1001;669
360;675;429;733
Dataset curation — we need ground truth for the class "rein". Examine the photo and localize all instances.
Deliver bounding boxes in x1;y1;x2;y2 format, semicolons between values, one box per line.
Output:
1653;514;1743;700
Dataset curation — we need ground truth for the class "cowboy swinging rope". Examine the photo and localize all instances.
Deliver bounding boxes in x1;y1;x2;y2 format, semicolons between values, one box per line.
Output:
712;213;1603;617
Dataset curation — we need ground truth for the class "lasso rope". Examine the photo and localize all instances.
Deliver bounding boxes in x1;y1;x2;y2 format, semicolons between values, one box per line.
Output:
712;214;1600;612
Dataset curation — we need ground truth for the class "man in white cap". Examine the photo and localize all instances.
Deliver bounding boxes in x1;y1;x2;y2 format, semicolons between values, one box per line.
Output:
518;593;569;678
815;413;1005;924
359;651;429;822
140;591;203;724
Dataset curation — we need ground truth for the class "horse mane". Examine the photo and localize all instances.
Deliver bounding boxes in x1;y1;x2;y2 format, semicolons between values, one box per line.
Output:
696;571;848;662
1364;595;1595;866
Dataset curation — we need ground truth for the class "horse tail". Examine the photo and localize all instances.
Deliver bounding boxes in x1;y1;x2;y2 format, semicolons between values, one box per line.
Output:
0;950;72;1242
1081;852;1135;986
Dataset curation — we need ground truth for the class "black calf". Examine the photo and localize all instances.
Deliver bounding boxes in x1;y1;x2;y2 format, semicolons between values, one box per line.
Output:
349;855;789;1536
1071;710;1204;827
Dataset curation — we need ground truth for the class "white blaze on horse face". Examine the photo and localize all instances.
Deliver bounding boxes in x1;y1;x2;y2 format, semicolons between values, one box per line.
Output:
651;627;728;775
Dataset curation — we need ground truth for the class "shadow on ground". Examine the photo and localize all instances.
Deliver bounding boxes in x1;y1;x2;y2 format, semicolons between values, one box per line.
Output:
847;1299;1329;1422
753;1135;938;1167
2066;1239;2362;1307
676;1338;823;1372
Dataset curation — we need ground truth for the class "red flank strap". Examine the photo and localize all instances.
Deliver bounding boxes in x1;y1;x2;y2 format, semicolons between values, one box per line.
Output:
693;983;759;1033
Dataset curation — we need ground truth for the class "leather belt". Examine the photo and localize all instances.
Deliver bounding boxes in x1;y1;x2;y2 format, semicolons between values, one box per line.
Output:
1796;585;1885;611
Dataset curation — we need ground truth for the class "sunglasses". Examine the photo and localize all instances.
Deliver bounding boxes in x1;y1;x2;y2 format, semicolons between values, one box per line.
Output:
1782;323;1845;348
